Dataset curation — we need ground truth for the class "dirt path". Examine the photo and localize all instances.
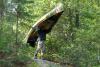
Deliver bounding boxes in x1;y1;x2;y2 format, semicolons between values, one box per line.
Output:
26;59;69;67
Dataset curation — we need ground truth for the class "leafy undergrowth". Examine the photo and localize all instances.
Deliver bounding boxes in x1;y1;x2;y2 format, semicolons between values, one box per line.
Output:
0;45;72;67
0;44;37;67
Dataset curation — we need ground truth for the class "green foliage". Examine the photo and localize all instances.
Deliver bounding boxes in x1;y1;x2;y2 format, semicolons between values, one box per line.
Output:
0;0;100;67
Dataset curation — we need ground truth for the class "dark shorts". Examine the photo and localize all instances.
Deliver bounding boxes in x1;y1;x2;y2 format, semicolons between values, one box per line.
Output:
37;29;46;41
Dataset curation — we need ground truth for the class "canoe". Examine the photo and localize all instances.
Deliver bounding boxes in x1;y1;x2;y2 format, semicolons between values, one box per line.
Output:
24;3;64;47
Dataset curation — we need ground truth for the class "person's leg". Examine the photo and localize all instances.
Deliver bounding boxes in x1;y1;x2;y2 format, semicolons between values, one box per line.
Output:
41;41;46;59
34;40;42;59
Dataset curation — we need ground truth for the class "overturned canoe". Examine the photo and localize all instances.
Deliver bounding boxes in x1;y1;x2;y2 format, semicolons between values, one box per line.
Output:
24;3;64;47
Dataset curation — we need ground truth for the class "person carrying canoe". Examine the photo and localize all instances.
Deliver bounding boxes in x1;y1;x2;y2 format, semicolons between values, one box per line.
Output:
34;28;46;59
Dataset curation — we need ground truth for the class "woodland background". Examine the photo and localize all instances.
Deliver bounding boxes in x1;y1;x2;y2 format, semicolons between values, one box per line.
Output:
0;0;100;67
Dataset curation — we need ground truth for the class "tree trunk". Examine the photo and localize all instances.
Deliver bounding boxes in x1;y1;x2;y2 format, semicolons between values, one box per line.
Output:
75;10;79;28
0;0;5;41
68;8;74;42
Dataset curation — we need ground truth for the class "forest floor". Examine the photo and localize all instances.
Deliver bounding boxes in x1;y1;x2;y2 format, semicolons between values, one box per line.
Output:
27;59;69;67
0;46;73;67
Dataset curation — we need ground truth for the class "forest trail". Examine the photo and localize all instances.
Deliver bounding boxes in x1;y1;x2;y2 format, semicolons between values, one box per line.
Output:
33;59;67;67
34;59;61;67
